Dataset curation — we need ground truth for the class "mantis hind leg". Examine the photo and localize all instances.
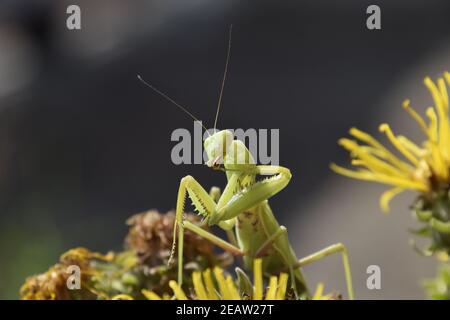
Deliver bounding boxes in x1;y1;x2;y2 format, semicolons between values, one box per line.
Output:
295;243;354;300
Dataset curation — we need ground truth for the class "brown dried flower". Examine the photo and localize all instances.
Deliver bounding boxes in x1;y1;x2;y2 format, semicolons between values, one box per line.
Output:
125;210;228;267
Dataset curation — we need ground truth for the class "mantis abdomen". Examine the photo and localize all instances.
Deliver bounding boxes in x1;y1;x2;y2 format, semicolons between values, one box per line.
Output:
236;200;309;296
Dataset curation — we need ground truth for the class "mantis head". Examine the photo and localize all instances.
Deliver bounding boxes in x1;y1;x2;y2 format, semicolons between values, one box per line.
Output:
204;130;234;168
204;130;256;169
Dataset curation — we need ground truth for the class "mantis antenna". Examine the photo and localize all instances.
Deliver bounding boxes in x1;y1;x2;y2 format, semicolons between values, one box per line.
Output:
137;74;209;133
213;24;233;131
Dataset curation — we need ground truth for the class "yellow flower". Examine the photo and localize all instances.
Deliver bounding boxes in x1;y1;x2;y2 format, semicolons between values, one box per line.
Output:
142;258;289;300
112;260;336;300
331;72;450;212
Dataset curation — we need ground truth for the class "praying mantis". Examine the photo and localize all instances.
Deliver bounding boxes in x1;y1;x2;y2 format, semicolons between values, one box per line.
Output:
138;27;354;300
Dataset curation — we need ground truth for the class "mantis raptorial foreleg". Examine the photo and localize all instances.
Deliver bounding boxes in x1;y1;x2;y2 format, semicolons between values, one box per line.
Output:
208;165;291;224
293;243;354;300
172;175;245;284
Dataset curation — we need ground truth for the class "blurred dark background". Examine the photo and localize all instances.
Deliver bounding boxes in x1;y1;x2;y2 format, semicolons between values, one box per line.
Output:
0;0;449;299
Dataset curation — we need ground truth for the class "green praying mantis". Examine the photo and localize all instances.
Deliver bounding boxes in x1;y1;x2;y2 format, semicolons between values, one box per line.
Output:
138;27;354;300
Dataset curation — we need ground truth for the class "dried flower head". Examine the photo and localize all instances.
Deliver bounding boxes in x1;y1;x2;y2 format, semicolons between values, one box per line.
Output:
20;248;111;300
21;264;75;300
125;210;230;267
20;248;140;300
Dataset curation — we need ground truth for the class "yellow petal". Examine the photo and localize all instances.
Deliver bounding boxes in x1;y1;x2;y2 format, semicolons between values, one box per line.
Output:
444;71;450;87
397;135;425;157
438;78;448;111
214;267;231;300
203;269;219;300
379;187;404;213
253;259;263;300
402;99;428;135
379;123;419;166
312;283;325;300
192;271;208;300
141;289;162;300
265;276;278;300
169;280;188;300
276;273;289;300
426;107;438;142
226;275;241;300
